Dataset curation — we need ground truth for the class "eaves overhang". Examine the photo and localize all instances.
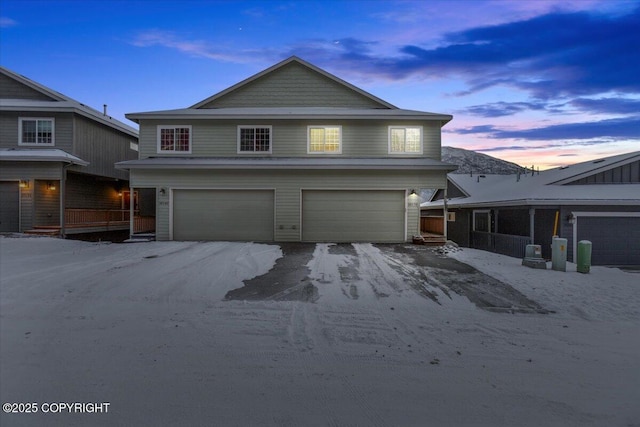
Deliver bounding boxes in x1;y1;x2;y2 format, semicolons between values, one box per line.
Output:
125;108;453;124
0;148;89;166
423;198;640;209
116;157;458;172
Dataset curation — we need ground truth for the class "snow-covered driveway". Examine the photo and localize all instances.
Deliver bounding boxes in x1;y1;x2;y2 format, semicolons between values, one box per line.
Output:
0;237;638;426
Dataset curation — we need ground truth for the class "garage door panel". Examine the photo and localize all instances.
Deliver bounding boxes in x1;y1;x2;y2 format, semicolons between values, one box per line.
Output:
0;182;20;232
578;216;640;265
173;190;273;241
303;190;405;243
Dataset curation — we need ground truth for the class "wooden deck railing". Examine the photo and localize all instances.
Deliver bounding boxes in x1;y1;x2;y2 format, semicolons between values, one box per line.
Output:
65;209;131;225
64;209;156;233
134;216;156;233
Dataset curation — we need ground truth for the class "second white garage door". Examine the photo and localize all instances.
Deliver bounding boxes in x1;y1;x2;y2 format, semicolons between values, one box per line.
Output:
302;190;405;243
173;189;274;241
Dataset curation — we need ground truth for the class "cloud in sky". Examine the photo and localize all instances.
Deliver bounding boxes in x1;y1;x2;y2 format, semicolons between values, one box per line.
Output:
130;30;270;64
327;6;640;100
569;97;640;115
130;6;640;106
0;16;17;28
454;116;640;141
458;101;550;117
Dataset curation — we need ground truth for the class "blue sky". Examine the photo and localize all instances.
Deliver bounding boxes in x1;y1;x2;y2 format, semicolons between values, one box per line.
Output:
1;0;639;168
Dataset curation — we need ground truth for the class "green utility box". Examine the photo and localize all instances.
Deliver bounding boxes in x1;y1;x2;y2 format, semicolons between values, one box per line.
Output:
577;240;592;274
551;237;567;272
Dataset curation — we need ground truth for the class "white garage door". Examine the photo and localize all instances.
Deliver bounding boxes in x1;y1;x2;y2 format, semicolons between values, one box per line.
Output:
0;181;19;232
302;190;405;243
173;190;274;241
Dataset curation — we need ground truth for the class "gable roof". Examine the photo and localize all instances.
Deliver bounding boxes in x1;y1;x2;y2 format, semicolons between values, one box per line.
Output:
190;56;397;109
422;151;640;208
0;66;138;138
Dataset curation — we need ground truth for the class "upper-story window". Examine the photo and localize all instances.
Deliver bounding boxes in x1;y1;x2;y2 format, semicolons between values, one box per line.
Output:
19;118;54;146
238;126;272;153
308;126;341;154
389;126;422;154
157;125;191;153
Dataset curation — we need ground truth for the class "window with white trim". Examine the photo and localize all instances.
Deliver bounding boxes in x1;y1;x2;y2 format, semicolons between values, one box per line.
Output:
308;126;341;154
238;126;272;153
389;126;422;154
157;125;191;153
19;118;54;146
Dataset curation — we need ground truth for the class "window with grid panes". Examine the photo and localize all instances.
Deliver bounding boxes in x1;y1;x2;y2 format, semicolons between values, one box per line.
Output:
158;126;191;153
238;126;271;153
308;126;341;153
389;127;422;154
19;118;54;145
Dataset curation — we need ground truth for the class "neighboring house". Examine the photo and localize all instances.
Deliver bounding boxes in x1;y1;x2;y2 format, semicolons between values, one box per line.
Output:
0;66;152;237
116;56;455;243
421;151;640;266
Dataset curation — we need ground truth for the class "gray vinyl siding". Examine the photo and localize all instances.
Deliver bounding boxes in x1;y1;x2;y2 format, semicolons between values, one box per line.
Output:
0;111;73;152
0;73;55;100
69;114;137;180
34;179;60;226
199;62;386;109
65;172;123;209
138;119;442;159
0;161;63;181
567;160;640;184
131;169;442;241
20;184;33;231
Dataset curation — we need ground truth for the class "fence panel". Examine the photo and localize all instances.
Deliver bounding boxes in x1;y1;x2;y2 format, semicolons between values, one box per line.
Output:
470;231;532;258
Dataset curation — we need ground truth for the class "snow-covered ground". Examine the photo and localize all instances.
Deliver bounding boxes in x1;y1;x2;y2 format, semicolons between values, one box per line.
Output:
0;237;638;427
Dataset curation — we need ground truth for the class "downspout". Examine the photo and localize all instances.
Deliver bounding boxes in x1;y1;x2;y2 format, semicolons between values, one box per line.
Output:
529;208;535;243
443;188;448;241
60;163;71;238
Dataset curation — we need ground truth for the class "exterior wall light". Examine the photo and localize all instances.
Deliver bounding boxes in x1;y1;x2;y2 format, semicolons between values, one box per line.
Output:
567;213;575;224
410;189;417;196
19;180;30;189
159;188;167;196
47;181;56;191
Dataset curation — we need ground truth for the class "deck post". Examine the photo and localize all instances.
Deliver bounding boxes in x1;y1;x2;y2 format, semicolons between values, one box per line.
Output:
129;186;134;238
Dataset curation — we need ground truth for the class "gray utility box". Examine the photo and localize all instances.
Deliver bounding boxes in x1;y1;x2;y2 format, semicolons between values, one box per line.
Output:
577;240;592;274
522;244;546;269
551;237;567;272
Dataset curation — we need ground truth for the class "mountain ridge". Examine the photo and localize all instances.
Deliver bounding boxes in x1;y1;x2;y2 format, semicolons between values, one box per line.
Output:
442;146;522;175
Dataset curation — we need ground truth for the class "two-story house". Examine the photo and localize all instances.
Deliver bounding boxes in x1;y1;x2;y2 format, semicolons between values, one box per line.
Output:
0;66;152;238
117;57;455;242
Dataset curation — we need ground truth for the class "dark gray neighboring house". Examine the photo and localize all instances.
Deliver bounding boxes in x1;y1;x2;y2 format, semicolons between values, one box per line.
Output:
421;151;640;266
0;66;154;236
